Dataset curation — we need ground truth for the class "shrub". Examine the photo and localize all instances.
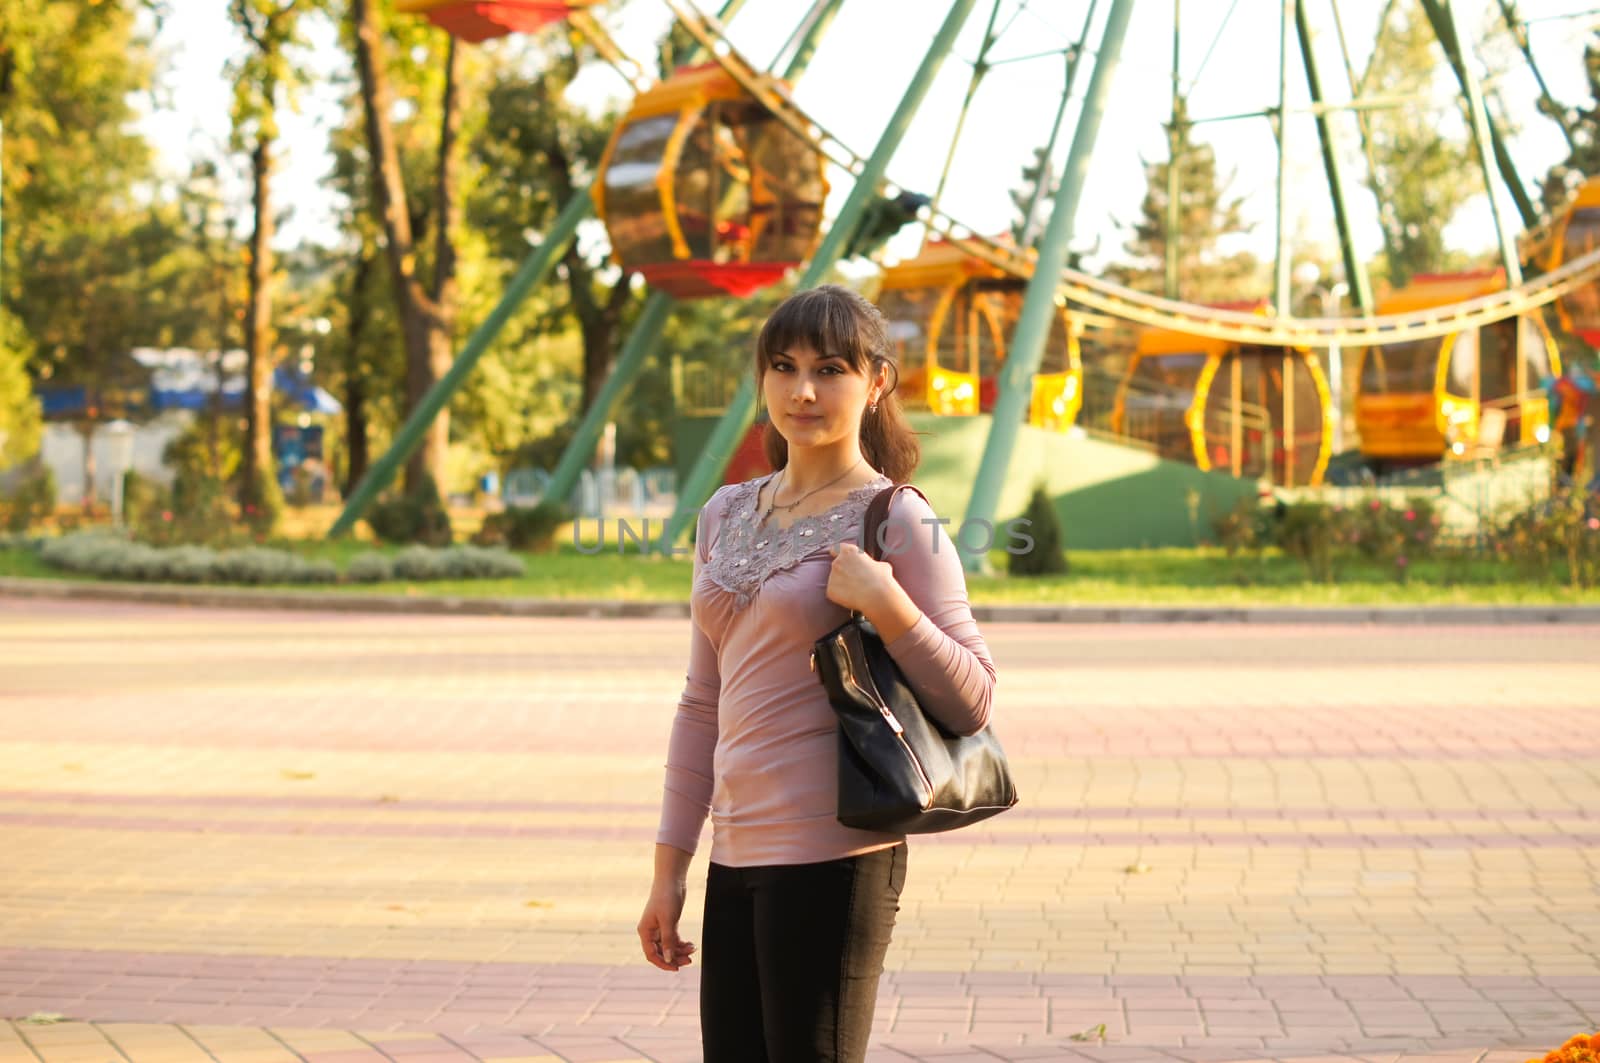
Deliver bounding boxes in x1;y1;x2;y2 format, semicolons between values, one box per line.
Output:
1212;495;1273;557
119;469;163;530
39;530;131;574
34;533;520;586
1274;501;1357;583
1490;489;1600;588
366;473;452;546
1007;485;1068;577
238;470;285;540
391;545;451;582
474;502;568;552
211;547;336;585
345;552;395;584
440;545;525;580
164;545;220;583
140;471;237;548
1350;493;1443;563
1;463;56;533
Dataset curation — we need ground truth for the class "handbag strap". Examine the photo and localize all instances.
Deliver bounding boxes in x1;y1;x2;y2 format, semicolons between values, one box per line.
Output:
860;483;930;563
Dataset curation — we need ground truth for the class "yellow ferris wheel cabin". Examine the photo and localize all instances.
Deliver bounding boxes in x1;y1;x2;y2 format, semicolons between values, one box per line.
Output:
593;64;828;300
1547;174;1600;348
1353;270;1559;463
1110;309;1333;487
874;239;1082;432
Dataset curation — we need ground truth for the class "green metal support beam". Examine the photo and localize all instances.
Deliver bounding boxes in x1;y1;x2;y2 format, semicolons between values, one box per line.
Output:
1165;0;1181;300
1418;0;1538;230
1295;0;1373;316
328;189;591;538
660;0;981;552
960;0;1136;574
1273;0;1294;316
928;0;1005;228
1438;0;1523;284
783;0;846;82
535;290;674;520
1019;1;1096;253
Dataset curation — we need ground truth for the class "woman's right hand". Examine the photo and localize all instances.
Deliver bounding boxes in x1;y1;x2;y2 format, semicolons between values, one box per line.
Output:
637;877;696;972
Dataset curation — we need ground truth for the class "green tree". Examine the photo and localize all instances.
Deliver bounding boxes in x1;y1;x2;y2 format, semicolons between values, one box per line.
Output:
228;0;319;522
348;0;468;493
0;1;159;501
1009;146;1055;249
1538;33;1600;212
1108;96;1259;302
470;39;639;423
0;308;40;467
1360;0;1481;288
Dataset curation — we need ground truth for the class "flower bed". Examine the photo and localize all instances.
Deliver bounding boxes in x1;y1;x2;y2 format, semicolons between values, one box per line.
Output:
1528;1031;1600;1063
35;531;524;586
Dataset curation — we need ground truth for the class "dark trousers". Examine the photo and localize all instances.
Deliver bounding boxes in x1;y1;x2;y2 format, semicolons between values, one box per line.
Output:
700;844;907;1063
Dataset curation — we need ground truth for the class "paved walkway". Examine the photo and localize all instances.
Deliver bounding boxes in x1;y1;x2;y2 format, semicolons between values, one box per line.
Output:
1;597;1597;1062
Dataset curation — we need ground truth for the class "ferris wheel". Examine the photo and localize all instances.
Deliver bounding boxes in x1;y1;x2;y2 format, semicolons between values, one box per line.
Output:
336;0;1600;552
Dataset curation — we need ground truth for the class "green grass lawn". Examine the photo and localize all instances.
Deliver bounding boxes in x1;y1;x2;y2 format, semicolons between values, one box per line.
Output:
5;538;1598;606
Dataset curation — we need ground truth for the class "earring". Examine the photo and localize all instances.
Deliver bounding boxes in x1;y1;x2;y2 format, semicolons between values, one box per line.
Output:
868;395;879;414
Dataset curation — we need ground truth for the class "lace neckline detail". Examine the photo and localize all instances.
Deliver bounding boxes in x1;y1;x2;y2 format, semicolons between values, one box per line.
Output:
703;471;892;610
746;471;890;534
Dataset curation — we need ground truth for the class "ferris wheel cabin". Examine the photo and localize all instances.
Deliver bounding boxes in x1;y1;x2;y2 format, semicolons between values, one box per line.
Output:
395;0;598;41
593;65;828;300
1353;271;1559;464
1110;322;1332;487
875;240;1082;432
1548;175;1600;348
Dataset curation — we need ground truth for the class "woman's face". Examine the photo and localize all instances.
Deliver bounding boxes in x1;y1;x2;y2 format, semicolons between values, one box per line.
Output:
762;343;880;449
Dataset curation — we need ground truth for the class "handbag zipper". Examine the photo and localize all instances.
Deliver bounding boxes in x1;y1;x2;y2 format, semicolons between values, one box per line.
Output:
833;634;935;802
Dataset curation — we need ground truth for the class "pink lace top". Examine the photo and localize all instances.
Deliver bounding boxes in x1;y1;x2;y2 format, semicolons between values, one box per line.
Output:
657;471;999;867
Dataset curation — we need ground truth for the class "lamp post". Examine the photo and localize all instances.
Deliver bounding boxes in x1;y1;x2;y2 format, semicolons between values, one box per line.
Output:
103;420;136;526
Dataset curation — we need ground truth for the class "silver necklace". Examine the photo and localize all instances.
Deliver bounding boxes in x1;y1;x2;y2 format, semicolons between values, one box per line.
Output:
759;457;864;525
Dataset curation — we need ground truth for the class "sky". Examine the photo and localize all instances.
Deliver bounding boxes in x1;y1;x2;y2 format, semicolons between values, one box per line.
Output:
134;0;1599;292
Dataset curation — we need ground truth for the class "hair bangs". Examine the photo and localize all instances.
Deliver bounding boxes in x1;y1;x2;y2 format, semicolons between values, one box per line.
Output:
756;287;877;373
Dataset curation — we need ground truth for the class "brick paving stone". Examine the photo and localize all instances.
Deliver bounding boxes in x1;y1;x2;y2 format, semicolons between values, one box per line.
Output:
4;603;1600;1062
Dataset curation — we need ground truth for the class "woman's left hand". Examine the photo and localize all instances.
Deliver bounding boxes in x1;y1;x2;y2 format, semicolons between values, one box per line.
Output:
825;541;896;614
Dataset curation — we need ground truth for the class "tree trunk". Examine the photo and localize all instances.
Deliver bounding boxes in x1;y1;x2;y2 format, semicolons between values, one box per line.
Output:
243;136;276;503
79;420;97;512
582;316;614;414
341;254;374;497
351;0;455;494
407;35;463;493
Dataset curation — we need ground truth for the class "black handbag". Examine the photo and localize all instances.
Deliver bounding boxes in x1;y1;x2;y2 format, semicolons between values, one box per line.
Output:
810;484;1018;834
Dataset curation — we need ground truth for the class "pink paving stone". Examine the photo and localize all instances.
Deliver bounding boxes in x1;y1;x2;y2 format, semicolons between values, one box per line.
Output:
531;1039;656;1062
350;1014;450;1032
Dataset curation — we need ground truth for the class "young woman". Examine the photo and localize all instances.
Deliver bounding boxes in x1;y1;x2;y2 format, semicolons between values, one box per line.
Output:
637;284;998;1063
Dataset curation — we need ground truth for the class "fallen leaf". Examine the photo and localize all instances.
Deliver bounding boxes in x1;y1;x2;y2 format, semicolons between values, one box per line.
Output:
280;770;315;781
1124;863;1152;874
1069;1023;1107;1043
21;1013;68;1025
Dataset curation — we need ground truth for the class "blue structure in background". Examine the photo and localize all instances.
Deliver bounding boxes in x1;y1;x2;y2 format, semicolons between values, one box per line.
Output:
35;349;342;493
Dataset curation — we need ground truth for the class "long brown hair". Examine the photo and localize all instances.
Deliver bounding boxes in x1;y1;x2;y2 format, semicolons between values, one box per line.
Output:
753;284;921;484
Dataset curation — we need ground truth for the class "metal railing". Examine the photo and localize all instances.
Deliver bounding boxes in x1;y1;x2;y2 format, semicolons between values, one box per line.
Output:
502;465;679;518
